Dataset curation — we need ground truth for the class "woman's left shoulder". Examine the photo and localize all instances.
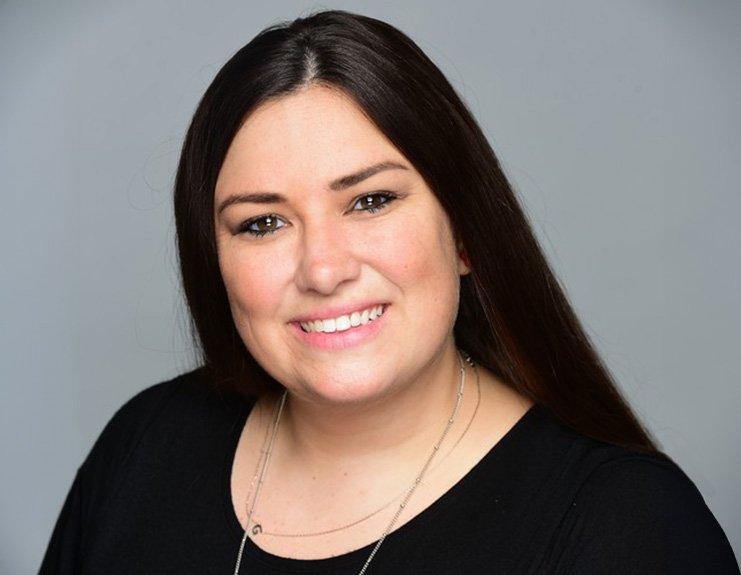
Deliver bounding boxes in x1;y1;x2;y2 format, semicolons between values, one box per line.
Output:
576;449;710;506
553;447;740;573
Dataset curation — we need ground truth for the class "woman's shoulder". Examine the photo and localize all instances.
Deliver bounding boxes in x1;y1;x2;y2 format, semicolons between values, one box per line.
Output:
89;367;203;445
109;364;254;424
545;418;716;519
81;366;254;474
574;445;700;502
568;444;718;536
536;418;740;573
525;404;710;499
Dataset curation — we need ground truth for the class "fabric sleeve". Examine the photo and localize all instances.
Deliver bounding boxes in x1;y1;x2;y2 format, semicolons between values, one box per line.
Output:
555;456;740;574
36;375;185;574
37;466;85;574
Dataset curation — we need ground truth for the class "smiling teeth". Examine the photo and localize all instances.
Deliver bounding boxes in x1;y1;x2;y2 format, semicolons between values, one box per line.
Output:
300;304;385;333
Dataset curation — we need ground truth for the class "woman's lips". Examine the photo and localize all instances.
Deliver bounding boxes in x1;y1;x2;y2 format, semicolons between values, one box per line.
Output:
290;304;389;351
290;300;387;324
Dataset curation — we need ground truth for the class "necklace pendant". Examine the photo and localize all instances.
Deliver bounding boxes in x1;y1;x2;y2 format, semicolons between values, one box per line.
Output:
251;524;262;536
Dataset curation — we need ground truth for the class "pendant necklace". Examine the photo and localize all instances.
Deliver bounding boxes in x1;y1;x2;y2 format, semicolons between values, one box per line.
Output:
242;363;480;539
232;348;474;574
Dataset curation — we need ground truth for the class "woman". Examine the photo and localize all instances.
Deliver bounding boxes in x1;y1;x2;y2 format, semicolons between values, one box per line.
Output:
40;9;738;574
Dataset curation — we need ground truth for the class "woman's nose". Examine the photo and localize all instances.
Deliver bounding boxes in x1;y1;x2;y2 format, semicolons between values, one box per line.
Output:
293;220;361;295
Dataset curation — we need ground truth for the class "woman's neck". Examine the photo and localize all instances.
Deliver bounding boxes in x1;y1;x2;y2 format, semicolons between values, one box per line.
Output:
272;344;469;475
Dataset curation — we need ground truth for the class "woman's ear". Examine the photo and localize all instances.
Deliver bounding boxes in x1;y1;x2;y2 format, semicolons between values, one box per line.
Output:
456;242;472;276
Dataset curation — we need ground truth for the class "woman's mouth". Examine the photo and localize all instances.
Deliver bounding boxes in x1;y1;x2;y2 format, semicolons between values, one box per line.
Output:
290;304;389;350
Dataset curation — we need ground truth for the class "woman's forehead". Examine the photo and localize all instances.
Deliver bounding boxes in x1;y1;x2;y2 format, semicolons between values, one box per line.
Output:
217;86;409;194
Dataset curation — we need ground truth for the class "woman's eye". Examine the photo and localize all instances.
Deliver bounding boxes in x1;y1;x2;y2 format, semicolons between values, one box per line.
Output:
237;192;397;238
351;191;397;214
238;214;286;237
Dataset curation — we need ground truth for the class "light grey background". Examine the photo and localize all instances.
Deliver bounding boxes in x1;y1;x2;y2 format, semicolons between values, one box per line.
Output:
1;1;739;572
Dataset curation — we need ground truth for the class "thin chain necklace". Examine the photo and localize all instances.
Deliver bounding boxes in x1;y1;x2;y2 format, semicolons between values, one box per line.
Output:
243;361;481;538
232;348;474;575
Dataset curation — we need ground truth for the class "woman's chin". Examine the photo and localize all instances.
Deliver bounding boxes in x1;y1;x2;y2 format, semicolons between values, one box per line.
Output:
297;376;395;407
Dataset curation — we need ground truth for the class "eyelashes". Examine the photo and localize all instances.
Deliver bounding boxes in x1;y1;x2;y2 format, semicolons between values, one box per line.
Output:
236;191;398;238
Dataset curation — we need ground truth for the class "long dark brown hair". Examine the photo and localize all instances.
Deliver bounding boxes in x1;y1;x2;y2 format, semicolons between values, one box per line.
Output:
174;9;663;455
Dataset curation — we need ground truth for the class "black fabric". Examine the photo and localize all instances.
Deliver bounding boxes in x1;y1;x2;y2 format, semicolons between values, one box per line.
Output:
39;367;739;574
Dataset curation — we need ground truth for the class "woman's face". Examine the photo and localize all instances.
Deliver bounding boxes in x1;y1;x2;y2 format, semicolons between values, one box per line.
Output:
214;85;470;405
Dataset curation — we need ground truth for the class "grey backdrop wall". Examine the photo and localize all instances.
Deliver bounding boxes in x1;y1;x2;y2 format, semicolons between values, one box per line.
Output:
1;1;739;572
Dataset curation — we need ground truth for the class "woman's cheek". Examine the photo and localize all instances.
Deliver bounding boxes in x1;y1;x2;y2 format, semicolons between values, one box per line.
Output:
220;247;284;317
362;211;422;276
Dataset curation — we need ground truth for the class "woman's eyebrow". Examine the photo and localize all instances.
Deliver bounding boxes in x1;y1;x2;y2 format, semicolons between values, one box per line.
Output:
216;160;408;215
328;160;408;191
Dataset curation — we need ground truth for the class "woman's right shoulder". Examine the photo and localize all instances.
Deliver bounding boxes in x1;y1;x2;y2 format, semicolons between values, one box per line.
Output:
80;365;254;474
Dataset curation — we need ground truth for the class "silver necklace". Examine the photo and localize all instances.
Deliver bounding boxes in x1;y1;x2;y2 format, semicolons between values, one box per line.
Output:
232;348;474;575
243;361;481;539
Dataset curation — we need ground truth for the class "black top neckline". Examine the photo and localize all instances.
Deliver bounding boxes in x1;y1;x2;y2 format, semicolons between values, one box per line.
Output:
40;369;739;574
220;399;544;571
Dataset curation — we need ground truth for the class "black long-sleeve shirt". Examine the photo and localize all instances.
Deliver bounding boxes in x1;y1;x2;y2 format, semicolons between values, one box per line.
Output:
39;367;739;574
